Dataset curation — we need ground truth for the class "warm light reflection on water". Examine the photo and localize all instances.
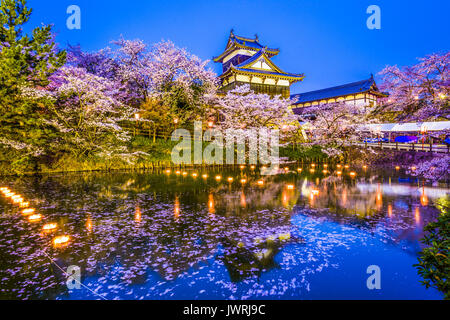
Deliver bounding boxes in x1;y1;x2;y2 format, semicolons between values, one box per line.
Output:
43;223;58;233
208;193;216;216
0;166;447;300
415;206;421;225
53;235;70;247
174;196;180;222
421;190;429;206
86;217;93;232
240;192;246;208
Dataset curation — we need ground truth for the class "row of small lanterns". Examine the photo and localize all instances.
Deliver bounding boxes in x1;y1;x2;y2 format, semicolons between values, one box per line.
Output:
164;164;360;182
165;169;265;185
0;187;70;247
0;164;409;252
163;164;362;200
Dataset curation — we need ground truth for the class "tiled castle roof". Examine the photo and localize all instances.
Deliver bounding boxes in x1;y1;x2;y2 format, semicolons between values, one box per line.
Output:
291;77;383;105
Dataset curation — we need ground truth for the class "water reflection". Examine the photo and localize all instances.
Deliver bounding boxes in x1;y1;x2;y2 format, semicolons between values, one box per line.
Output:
86;216;93;232
208;193;216;216
415;206;421;226
43;223;58;233
0;166;447;300
134;205;141;224
174;196;180;222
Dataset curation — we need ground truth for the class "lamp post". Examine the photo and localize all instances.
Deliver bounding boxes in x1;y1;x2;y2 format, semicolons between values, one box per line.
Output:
134;113;140;137
172;118;180;142
149;120;156;143
420;125;428;151
374;125;382;148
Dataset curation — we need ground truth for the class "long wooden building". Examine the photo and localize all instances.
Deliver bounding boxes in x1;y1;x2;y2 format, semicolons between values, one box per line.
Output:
291;75;387;110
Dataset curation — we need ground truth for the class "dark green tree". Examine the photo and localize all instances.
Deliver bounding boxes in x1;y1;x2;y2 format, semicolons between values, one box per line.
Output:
415;197;450;300
0;0;66;174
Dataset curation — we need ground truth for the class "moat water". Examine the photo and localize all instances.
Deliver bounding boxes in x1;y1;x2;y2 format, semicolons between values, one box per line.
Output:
0;165;447;299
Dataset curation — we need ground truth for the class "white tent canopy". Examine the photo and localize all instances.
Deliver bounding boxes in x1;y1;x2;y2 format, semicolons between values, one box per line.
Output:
362;121;450;133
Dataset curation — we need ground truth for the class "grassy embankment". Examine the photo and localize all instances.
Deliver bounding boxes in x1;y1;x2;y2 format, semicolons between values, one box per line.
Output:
0;136;330;176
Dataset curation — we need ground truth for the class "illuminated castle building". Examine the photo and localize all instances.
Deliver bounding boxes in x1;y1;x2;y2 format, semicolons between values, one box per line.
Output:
214;31;386;109
214;30;304;98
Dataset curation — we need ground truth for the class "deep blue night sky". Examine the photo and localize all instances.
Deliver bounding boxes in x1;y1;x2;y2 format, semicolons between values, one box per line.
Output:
26;0;449;94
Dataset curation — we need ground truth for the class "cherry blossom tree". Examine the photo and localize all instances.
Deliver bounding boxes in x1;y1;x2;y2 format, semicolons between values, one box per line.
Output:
298;102;376;157
67;44;138;107
378;52;449;121
216;84;299;133
213;85;301;164
408;154;450;182
64;39;219;140
111;38;152;106
68;44;118;80
146;40;218;121
112;39;218;123
36;66;142;162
